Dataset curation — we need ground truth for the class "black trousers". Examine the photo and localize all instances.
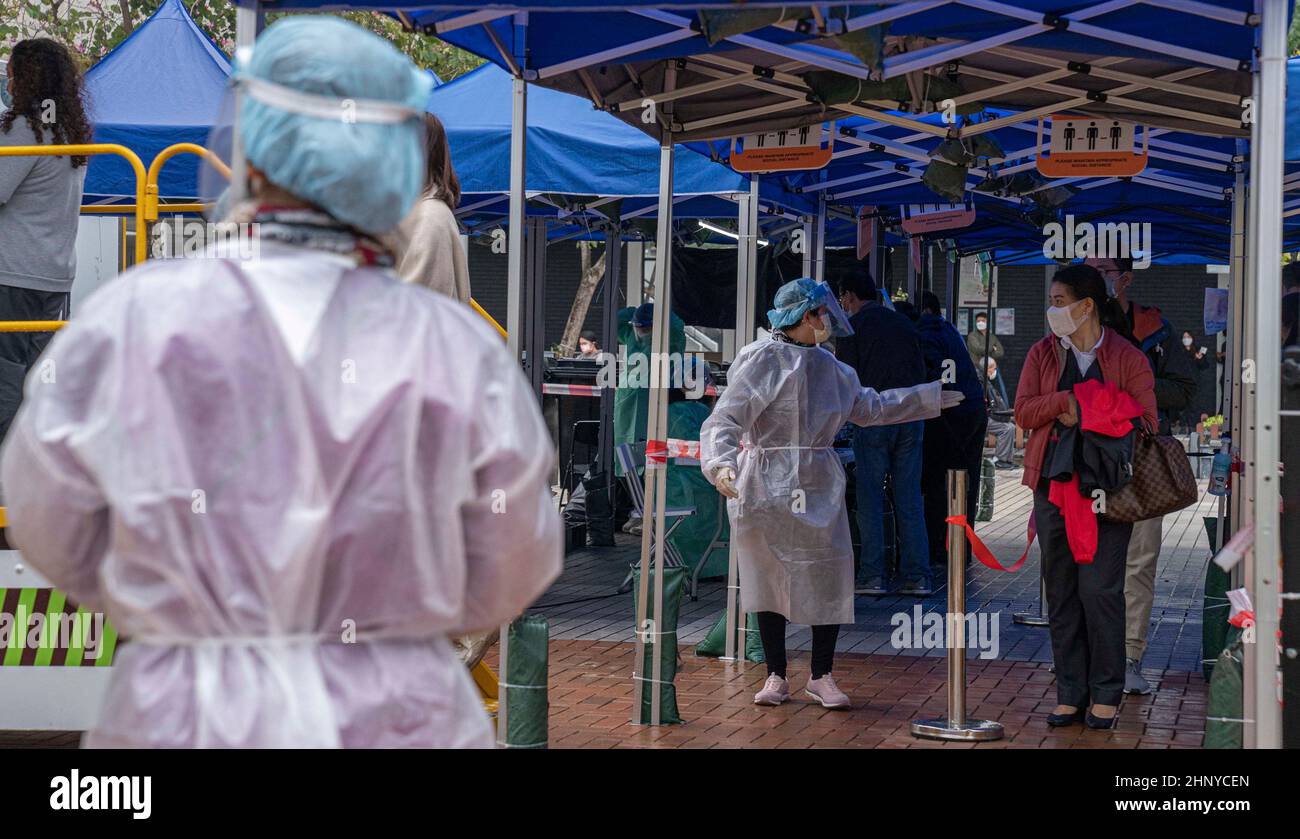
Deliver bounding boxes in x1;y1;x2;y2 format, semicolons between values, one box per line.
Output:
1033;481;1130;708
755;612;839;680
0;286;69;442
921;411;988;567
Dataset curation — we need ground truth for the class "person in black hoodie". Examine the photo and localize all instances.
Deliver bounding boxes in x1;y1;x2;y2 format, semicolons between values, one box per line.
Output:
915;292;989;581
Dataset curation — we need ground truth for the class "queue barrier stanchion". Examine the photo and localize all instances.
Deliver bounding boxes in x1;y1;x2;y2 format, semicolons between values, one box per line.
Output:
1014;577;1051;627
0;143;148;266
911;469;1004;742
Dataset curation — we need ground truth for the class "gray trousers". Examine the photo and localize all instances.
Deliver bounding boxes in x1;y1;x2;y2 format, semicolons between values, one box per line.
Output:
987;419;1015;463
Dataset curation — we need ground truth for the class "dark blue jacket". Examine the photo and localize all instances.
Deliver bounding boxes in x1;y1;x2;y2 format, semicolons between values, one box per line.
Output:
915;313;987;420
836;302;927;392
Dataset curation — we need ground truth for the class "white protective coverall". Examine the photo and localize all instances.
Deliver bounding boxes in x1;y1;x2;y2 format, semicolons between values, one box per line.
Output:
0;242;562;748
700;337;942;626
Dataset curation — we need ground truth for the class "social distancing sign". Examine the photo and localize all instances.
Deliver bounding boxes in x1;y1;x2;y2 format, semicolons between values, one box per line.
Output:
1036;115;1148;177
730;123;833;173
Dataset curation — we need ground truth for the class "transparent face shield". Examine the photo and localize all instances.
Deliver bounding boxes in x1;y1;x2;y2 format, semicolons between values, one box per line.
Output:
199;74;246;223
806;280;855;338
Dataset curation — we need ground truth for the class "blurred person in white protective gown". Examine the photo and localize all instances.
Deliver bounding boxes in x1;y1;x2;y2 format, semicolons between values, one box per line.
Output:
0;16;561;748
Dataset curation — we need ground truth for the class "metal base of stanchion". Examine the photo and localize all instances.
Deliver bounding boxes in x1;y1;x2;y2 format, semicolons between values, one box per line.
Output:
1013;612;1050;626
910;718;1005;741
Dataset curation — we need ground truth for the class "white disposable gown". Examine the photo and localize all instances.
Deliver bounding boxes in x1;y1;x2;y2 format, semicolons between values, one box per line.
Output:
0;242;563;748
700;337;941;626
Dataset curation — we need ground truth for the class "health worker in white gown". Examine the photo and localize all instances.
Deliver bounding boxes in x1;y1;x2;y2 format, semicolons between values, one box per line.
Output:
700;279;962;710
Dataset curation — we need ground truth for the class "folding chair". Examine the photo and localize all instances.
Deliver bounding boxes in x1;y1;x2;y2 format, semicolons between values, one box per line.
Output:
615;443;694;594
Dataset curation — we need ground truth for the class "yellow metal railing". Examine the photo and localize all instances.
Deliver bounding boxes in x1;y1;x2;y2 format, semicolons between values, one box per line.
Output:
0;321;66;333
470;299;507;340
0;143;147;264
144;142;229;223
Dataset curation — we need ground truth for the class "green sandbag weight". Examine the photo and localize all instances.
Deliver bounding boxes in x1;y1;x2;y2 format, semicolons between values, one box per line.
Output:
631;566;687;725
503;615;549;749
1203;625;1244;749
695;610;765;663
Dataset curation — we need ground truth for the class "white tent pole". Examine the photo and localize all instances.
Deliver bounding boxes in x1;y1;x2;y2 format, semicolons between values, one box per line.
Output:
1247;0;1286;750
496;11;529;748
725;174;760;660
1227;141;1246;578
814;191;827;283
230;4;263;202
801;215;814;276
633;62;678;727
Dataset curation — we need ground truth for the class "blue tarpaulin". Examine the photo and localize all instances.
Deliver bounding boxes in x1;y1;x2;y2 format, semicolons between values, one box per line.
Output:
83;0;231;200
431;63;746;199
1288;57;1300;162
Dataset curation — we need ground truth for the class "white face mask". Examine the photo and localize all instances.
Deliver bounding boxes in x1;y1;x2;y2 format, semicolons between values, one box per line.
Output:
1182;336;1194;348
975;320;987;331
1046;300;1088;338
812;312;833;344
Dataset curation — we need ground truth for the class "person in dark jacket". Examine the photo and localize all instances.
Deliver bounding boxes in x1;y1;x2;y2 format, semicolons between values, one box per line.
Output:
966;310;1005;369
1282;263;1300;349
984;359;1016;468
915;291;989;580
836;273;930;595
1177;329;1213;429
1085;256;1197;697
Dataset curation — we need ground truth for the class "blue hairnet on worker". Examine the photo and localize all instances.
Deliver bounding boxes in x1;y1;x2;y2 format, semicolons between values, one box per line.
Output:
0;16;562;748
701;277;963;711
767;278;854;338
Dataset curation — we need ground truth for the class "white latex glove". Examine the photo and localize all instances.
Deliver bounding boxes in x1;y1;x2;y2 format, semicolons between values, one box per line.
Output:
940;390;966;410
714;467;740;499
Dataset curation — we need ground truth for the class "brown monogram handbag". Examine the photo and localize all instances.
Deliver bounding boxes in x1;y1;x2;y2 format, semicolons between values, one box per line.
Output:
1103;428;1200;523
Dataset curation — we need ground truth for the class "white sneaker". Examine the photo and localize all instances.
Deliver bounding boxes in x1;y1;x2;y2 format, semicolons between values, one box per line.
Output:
805;674;851;710
753;674;790;706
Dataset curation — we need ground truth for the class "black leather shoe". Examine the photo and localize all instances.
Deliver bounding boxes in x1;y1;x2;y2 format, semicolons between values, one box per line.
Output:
1046;708;1085;727
1086;709;1118;730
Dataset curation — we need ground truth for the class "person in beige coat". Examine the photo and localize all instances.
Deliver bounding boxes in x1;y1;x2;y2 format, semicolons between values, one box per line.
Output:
387;112;471;303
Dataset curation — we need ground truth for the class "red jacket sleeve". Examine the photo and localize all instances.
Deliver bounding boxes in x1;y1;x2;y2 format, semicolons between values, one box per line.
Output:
1121;343;1159;432
1014;340;1071;430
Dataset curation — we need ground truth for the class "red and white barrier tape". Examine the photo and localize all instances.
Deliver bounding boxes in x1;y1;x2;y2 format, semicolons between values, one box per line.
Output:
645;438;702;468
541;383;720;398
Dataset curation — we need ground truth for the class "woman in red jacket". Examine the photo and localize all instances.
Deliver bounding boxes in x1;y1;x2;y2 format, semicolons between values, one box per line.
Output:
1014;265;1156;729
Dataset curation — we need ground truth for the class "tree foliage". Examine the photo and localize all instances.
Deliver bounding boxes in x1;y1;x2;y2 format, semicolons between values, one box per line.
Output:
0;0;482;81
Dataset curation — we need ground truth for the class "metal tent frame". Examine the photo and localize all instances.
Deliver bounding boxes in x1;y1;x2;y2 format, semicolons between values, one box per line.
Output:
236;0;1288;747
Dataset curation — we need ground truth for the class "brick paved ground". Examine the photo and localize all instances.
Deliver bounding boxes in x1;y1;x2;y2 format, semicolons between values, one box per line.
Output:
539;468;1218;676
0;466;1219;749
501;640;1209;749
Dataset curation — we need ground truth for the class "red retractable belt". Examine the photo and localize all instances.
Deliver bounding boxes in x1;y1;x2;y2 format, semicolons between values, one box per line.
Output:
944;512;1035;573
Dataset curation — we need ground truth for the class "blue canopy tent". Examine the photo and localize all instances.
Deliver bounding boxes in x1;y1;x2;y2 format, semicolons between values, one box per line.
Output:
83;0;231;201
429;63;813;238
236;1;1294;742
